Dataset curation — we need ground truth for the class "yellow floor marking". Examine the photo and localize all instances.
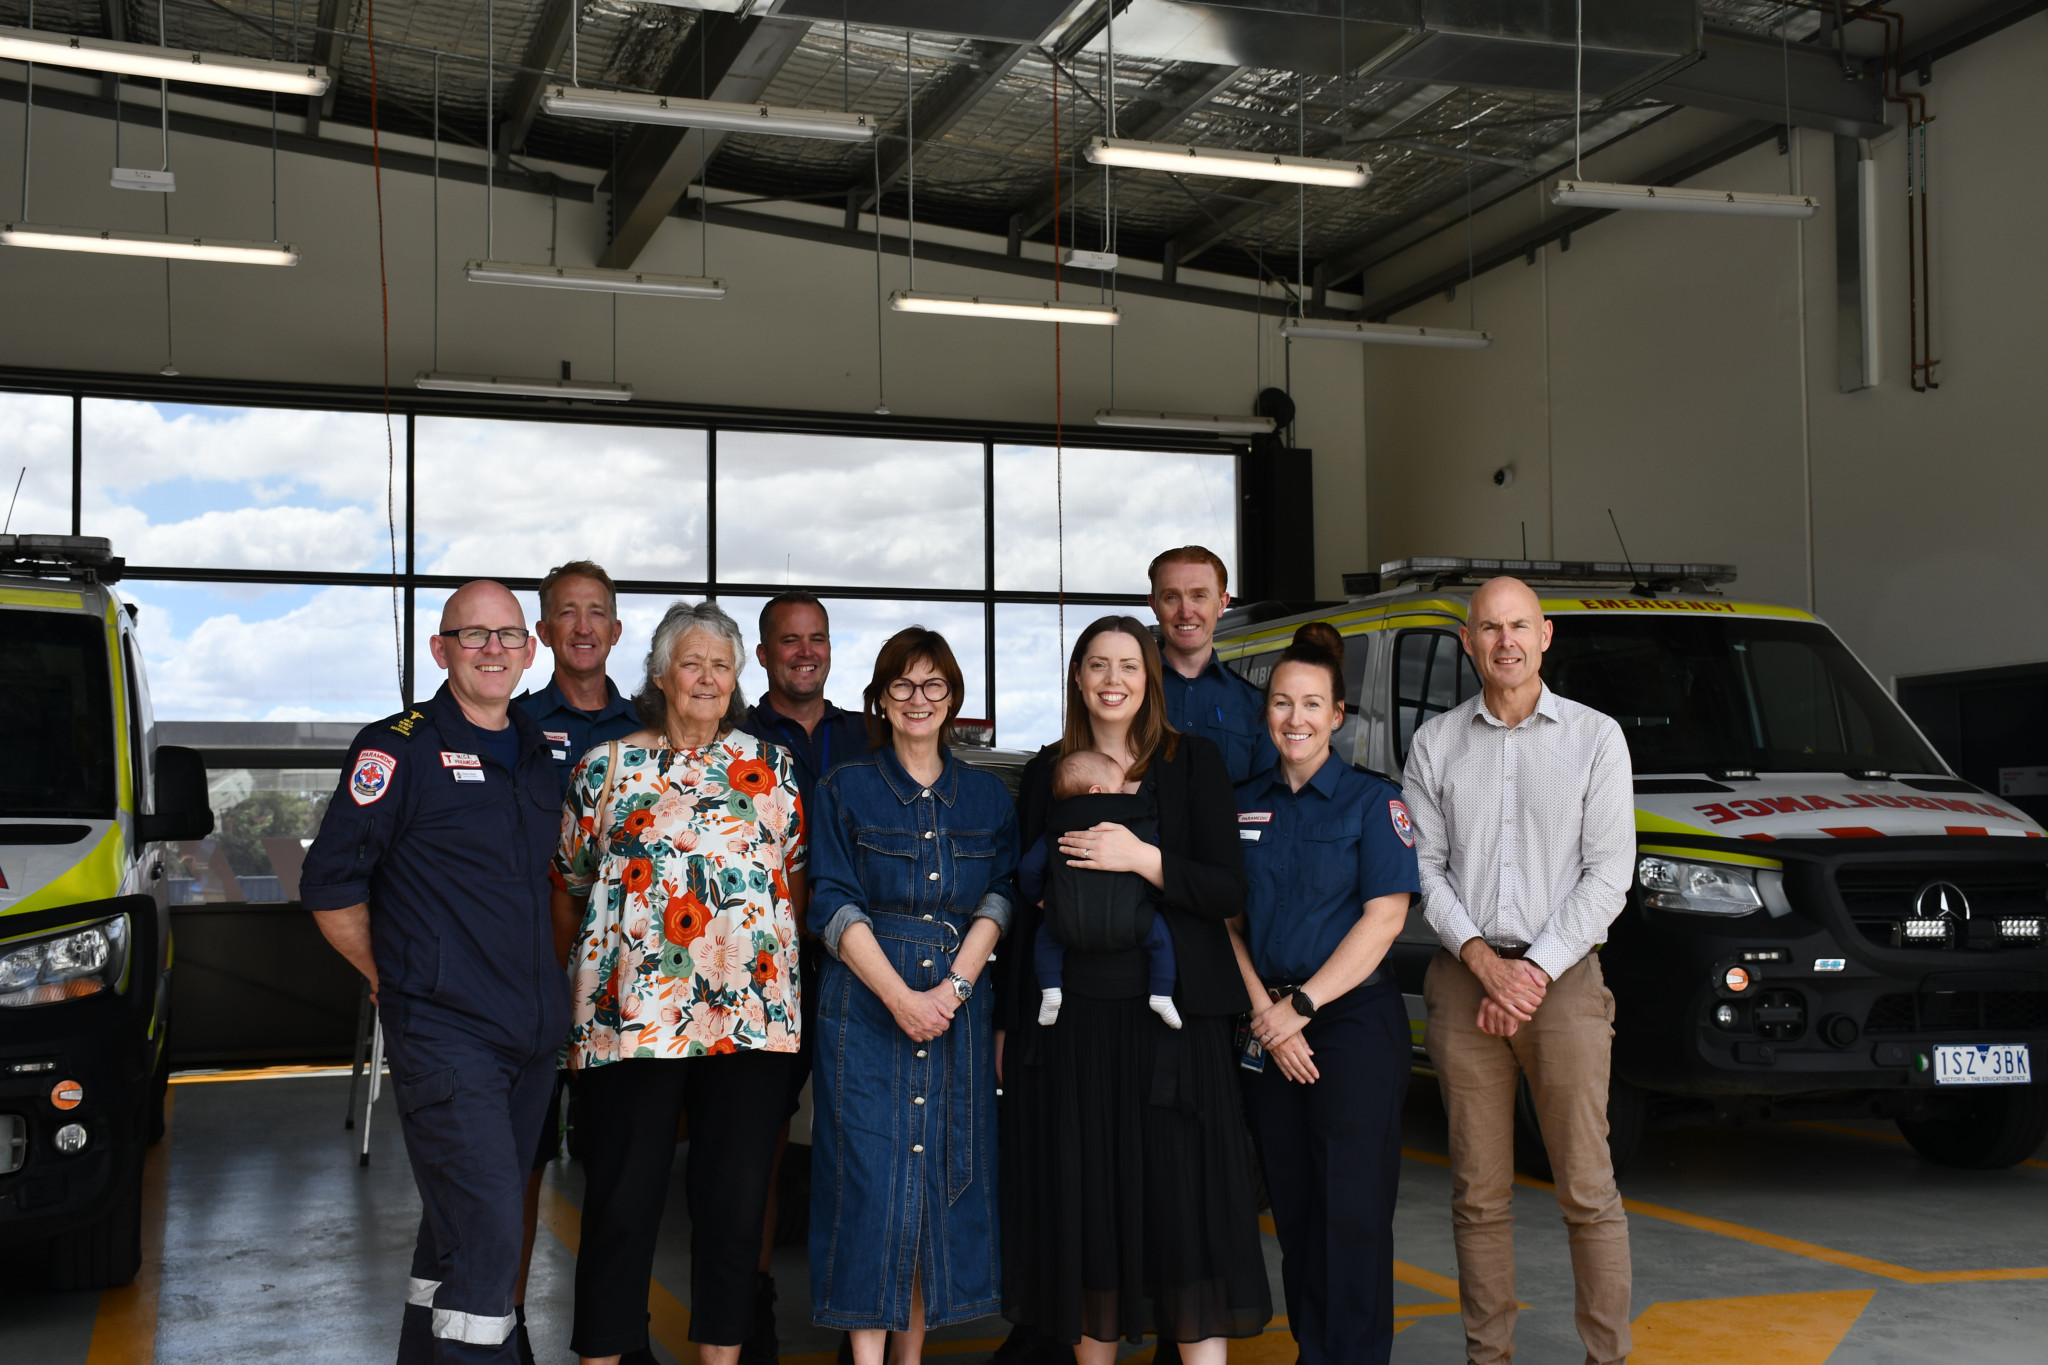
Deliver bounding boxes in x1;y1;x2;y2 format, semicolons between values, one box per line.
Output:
86;1089;173;1364
1795;1120;2048;1172
1630;1289;1875;1364
1264;1205;1468;1302
169;1064;362;1085
1403;1144;2048;1283
537;1179;698;1362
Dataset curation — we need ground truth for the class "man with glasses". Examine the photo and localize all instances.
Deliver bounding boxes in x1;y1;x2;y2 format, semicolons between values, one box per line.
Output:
303;582;570;1365
510;561;640;1363
733;591;870;1365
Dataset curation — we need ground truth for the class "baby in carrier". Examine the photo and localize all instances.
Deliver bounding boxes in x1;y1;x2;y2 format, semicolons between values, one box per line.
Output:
1019;750;1181;1031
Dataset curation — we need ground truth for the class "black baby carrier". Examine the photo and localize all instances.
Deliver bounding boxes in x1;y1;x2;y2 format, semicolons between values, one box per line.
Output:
1042;790;1160;954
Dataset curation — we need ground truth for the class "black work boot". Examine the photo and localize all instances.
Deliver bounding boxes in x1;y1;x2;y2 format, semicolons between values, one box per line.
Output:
740;1271;780;1365
512;1305;535;1365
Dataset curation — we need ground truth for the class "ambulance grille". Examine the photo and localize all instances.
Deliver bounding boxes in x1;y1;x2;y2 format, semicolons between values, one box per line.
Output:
1864;991;2048;1035
1834;864;2048;948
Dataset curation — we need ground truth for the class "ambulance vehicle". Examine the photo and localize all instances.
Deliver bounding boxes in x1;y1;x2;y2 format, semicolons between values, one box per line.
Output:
0;536;213;1287
1216;558;2047;1173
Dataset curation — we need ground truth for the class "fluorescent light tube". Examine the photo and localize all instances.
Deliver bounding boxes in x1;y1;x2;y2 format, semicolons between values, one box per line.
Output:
465;260;726;299
0;26;330;95
1094;409;1275;436
1279;319;1491;349
890;291;1120;325
415;372;633;402
1085;136;1370;189
539;86;876;141
1550;179;1818;219
0;222;296;264
1062;248;1119;271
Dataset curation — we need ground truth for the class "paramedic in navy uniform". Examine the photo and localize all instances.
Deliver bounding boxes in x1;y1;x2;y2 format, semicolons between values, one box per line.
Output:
1227;638;1421;1365
303;580;571;1365
1148;546;1273;783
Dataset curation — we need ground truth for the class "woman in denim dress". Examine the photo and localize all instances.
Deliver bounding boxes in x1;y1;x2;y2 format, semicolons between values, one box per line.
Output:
806;626;1019;1364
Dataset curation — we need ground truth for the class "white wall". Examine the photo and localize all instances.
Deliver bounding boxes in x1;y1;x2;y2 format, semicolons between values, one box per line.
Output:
1362;17;2048;687
0;80;1369;598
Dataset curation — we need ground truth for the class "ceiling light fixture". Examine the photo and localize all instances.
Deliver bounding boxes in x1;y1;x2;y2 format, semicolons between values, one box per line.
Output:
415;372;633;402
0;26;330;96
1094;409;1275;436
465;259;727;298
890;290;1120;326
1549;179;1818;220
538;86;876;141
1084;136;1370;189
1279;319;1492;349
0;222;296;264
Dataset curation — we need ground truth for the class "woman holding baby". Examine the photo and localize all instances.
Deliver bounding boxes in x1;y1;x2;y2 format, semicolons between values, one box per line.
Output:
998;615;1273;1364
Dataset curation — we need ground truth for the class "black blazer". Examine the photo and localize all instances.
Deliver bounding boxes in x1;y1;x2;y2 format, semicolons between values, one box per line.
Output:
997;733;1251;1030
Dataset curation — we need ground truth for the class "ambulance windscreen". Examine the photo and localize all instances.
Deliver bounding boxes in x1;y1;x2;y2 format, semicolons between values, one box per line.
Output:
0;611;117;818
1543;616;1942;777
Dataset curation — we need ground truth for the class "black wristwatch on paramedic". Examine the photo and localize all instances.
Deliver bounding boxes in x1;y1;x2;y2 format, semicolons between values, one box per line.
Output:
1289;988;1318;1019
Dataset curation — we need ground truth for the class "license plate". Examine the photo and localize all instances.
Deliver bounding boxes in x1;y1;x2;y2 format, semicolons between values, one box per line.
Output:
1932;1043;2032;1086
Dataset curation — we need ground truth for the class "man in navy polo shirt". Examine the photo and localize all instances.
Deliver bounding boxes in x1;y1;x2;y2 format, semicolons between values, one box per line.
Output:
732;590;870;1365
1150;545;1275;783
509;560;640;1363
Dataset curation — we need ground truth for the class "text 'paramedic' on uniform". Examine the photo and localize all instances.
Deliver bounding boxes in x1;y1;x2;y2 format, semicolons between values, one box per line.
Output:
302;581;572;1365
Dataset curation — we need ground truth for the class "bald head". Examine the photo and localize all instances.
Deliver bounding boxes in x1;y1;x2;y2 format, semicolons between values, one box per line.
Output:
429;579;536;726
1461;575;1552;706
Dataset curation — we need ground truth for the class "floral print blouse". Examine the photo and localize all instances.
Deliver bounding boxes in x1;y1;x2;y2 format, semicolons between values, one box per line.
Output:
553;729;805;1066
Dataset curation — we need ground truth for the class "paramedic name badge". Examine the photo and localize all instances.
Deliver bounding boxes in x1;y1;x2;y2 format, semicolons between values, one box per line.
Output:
351;749;398;806
1389;799;1415;848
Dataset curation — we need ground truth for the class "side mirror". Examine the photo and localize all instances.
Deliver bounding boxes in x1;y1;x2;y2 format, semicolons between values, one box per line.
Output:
137;745;216;843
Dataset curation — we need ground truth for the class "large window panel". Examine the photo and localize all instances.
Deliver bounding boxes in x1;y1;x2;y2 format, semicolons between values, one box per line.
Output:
124;581;411;721
414;419;707;581
0;392;75;539
993;445;1237;594
993;603;1078;753
715;433;983;590
83;401;404;572
721;595;988;726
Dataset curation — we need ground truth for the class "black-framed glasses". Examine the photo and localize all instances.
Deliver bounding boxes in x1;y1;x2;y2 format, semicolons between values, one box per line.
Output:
440;626;531;650
886;677;952;703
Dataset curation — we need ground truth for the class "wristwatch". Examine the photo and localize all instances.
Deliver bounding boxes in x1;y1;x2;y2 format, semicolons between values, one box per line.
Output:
948;973;974;1001
1289;989;1318;1019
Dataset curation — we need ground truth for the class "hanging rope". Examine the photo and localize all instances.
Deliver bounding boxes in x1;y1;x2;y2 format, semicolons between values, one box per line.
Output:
1051;50;1065;706
367;0;400;702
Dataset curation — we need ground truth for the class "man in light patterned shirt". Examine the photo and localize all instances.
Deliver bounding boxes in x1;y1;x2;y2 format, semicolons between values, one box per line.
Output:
1403;576;1635;1365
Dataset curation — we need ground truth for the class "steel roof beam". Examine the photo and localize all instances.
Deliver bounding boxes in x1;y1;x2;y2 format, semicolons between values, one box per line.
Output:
1007;60;1247;247
1158;82;1456;270
597;11;812;271
851;39;1032;219
500;0;578;156
306;0;347;135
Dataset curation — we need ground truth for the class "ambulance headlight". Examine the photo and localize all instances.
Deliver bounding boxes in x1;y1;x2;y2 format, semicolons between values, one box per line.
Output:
1638;857;1763;917
0;916;130;1008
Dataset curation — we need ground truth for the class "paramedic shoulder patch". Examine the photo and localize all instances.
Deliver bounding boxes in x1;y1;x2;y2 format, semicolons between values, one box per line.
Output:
1389;799;1416;847
351;749;398;805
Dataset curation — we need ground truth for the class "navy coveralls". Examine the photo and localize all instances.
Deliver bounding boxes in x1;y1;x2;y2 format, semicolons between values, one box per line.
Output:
301;684;572;1365
1235;755;1421;1365
1163;651;1275;783
513;674;640;800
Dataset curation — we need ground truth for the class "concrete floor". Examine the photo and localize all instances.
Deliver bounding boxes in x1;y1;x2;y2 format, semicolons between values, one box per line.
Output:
4;1070;2044;1364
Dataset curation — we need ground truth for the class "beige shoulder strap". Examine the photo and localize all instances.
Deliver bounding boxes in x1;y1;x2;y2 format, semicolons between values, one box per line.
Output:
597;740;623;858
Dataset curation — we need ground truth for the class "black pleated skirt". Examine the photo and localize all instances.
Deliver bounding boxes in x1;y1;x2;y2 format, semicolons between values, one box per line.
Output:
1001;993;1273;1346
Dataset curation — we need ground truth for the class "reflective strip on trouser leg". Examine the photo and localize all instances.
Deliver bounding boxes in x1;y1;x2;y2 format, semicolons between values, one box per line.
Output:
432;1308;518;1345
407;1277;441;1308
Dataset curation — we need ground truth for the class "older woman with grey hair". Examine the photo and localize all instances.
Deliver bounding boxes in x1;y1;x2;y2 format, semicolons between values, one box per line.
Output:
549;599;809;1365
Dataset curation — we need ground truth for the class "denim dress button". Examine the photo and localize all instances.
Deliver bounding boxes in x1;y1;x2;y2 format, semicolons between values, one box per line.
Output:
911;1144;924;1154
923;831;934;840
913;1096;925;1106
920;959;933;968
915;1049;928;1058
927;872;940;881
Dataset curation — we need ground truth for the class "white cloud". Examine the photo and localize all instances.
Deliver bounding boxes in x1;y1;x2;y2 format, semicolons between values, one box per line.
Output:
992;446;1237;593
0;392;79;539
134;586;410;722
93;504;387;572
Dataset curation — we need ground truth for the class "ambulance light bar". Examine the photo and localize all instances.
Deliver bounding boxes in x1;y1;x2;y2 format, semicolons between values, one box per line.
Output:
1378;557;1736;590
0;534;125;581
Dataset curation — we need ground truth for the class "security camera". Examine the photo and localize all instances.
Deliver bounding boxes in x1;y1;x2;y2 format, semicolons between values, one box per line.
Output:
1492;465;1514;489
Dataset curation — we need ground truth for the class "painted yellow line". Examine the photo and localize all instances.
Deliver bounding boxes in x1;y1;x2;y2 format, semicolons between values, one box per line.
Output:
537;1178;699;1362
168;1064;362;1085
86;1090;172;1364
1264;1208;1471;1305
1404;1145;2048;1283
1631;1289;1873;1364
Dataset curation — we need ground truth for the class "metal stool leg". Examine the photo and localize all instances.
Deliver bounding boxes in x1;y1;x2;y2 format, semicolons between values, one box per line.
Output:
344;978;372;1130
358;1012;385;1167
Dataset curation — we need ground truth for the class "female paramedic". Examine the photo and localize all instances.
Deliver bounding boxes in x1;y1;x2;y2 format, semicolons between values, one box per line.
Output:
1227;634;1421;1365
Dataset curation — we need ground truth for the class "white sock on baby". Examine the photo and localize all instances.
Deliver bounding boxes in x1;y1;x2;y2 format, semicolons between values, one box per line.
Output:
1038;987;1064;1026
1149;994;1183;1030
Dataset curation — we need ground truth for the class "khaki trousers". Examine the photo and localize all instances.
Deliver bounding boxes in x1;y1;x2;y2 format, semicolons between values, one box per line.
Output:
1423;950;1632;1365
